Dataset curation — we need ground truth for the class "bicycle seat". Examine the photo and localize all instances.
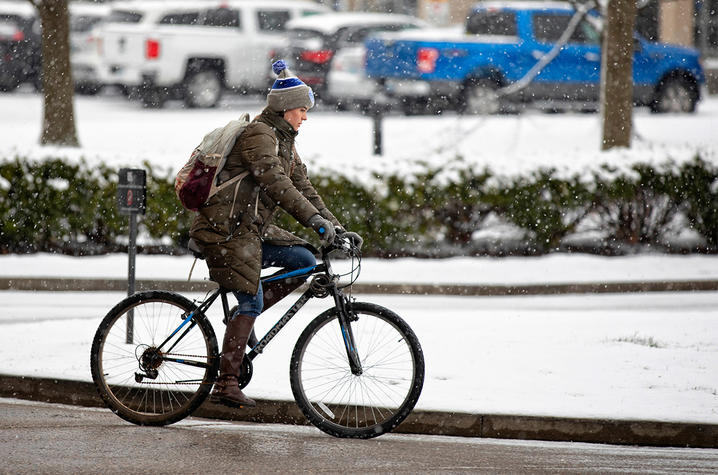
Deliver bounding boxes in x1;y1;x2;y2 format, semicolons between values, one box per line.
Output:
187;238;205;260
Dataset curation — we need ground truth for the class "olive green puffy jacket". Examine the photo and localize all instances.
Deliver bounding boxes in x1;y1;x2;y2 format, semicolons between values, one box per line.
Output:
189;108;340;293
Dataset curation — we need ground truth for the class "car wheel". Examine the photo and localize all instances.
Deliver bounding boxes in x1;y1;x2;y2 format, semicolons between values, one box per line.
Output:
461;78;501;115
650;77;696;113
140;86;167;109
75;83;103;96
0;70;22;92
0;80;20;92
400;97;429;115
184;69;222;108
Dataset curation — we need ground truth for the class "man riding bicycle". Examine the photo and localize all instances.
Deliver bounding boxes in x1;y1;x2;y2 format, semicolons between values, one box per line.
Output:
189;60;362;408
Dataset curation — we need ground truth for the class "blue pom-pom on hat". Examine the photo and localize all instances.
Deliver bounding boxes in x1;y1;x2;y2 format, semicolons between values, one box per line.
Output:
272;60;287;76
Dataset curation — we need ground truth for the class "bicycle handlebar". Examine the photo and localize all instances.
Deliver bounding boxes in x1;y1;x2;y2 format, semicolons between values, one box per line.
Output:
321;234;360;259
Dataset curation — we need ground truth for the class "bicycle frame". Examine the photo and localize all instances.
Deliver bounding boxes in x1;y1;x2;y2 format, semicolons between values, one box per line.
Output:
155;246;363;375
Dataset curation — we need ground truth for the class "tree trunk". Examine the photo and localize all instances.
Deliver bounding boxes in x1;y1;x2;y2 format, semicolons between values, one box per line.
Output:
600;0;637;150
33;0;79;147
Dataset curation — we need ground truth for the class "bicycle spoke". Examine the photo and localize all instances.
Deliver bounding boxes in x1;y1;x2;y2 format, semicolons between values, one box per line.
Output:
91;291;219;426
291;303;424;438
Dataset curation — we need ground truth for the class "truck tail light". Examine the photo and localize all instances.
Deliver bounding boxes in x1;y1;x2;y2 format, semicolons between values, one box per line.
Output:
300;50;333;64
146;39;160;59
417;47;439;74
12;29;24;42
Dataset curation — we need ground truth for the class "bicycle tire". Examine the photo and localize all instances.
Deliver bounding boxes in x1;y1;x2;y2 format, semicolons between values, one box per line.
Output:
90;291;219;426
290;302;424;439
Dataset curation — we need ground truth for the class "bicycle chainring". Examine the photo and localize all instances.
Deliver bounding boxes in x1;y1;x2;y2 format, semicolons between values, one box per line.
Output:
237;357;253;389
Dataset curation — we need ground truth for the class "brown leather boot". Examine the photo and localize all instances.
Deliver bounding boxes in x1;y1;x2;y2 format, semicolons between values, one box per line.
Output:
261;277;304;314
225;305;258;348
210;313;257;408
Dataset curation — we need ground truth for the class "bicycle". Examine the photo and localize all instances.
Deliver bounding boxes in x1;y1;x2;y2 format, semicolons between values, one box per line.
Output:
90;235;425;439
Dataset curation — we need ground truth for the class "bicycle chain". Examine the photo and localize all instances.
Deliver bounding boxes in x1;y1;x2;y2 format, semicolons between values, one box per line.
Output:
136;380;212;385
157;352;215;360
135;352;215;385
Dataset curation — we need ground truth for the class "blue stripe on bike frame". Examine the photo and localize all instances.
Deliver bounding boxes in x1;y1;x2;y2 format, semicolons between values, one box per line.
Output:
262;265;317;283
168;311;195;339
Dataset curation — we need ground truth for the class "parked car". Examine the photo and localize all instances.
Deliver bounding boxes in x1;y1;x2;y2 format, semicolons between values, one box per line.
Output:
279;12;426;101
0;1;40;91
327;26;456;111
325;45;377;110
0;1;113;93
69;2;111;95
365;1;705;114
96;0;328;108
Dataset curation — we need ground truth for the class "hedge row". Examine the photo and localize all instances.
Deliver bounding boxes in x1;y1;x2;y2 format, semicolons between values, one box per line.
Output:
0;155;716;256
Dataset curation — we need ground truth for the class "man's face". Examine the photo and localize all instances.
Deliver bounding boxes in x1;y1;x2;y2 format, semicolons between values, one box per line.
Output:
283;107;308;131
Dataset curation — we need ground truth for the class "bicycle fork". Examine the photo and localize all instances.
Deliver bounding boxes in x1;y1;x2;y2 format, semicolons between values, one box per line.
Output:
332;288;363;376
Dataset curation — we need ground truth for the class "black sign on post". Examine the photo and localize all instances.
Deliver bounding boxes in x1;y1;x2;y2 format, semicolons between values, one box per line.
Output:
117;168;146;344
117;168;147;215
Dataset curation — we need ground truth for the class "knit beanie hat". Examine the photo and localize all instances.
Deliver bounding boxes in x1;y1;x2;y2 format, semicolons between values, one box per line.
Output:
267;60;315;112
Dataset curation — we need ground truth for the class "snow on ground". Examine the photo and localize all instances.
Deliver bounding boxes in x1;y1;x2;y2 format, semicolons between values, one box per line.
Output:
1;288;717;424
2;252;718;285
1;252;718;424
0;90;716;423
0;89;715;184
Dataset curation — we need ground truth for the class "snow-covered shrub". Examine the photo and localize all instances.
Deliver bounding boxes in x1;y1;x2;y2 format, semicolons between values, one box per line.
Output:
0;157;125;254
1;155;715;256
674;158;718;249
495;170;592;254
590;163;685;251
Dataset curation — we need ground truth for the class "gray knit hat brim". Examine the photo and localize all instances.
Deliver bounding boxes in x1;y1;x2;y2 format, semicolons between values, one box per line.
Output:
267;60;315;112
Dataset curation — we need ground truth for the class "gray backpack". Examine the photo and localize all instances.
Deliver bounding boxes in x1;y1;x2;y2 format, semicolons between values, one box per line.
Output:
175;113;251;211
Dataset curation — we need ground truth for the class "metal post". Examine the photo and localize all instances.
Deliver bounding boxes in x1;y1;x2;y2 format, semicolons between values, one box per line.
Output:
372;108;383;155
128;212;137;296
126;212;137;344
118;168;146;345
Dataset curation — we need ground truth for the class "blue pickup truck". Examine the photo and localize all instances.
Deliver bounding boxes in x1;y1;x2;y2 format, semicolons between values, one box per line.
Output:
365;1;705;114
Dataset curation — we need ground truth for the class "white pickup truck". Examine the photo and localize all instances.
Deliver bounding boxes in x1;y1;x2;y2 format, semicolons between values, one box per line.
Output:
98;0;328;108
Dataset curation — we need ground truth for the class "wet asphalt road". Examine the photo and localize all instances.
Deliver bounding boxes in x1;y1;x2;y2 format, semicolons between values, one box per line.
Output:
2;398;718;474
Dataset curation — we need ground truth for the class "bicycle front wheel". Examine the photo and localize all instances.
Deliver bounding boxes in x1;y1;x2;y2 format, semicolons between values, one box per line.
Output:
90;291;219;426
290;302;424;438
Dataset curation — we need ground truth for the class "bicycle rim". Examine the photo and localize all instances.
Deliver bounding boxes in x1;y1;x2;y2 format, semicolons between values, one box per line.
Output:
90;291;218;426
290;302;424;438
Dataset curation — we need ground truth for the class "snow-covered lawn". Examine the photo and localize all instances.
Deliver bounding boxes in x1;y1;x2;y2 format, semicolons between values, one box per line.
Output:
0;89;715;182
1;287;716;424
1;252;718;424
2;252;718;285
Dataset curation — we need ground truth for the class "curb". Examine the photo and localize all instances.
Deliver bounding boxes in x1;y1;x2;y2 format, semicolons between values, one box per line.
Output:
2;277;718;295
2;374;717;448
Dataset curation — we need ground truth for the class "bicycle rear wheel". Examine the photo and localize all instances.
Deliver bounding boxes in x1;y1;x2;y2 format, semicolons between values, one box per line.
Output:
290;302;424;438
90;291;219;426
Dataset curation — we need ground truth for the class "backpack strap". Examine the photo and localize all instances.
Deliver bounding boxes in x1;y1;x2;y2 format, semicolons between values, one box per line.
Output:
214;169;250;195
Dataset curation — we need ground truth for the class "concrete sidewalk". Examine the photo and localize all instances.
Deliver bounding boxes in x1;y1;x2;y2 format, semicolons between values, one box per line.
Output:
2;374;717;448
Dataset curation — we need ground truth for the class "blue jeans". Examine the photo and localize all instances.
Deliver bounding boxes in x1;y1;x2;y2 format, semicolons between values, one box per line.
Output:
232;244;316;318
